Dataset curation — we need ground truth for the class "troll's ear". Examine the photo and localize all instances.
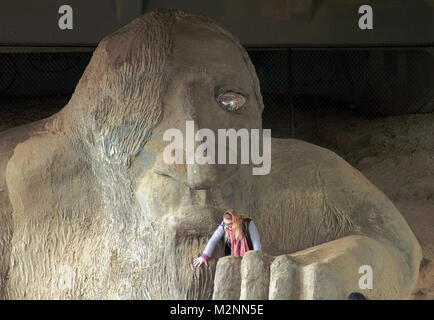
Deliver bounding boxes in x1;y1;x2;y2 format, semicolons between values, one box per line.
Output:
101;120;154;168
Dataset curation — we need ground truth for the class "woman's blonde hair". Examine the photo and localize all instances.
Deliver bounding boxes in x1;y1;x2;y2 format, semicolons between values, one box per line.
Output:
223;209;250;240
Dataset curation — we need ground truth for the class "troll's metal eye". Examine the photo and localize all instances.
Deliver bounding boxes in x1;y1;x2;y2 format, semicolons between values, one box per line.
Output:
217;92;246;111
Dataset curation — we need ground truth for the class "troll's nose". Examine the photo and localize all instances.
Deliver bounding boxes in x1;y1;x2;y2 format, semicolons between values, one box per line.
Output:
186;163;227;189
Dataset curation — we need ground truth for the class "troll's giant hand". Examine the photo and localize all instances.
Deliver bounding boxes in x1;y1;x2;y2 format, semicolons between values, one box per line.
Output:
212;139;422;300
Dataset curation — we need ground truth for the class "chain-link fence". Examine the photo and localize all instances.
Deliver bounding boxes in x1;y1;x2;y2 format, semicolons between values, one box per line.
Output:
248;47;434;139
0;51;92;131
0;48;433;137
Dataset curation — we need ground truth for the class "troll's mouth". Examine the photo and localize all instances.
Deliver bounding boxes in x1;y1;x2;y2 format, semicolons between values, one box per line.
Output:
165;205;224;237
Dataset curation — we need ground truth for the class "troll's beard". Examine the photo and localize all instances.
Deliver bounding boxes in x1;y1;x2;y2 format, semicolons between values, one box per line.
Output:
140;224;221;299
96;157;221;299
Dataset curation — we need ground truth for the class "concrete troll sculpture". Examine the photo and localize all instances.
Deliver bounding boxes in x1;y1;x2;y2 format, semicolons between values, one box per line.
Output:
0;9;422;299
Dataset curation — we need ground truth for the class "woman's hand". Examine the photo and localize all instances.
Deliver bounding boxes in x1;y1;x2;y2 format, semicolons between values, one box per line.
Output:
193;256;209;268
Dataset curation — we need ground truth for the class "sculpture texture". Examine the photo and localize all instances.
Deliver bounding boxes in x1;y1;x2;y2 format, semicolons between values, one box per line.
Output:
0;9;422;299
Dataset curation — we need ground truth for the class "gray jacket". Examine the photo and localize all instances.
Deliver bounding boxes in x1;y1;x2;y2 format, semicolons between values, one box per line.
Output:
202;219;262;258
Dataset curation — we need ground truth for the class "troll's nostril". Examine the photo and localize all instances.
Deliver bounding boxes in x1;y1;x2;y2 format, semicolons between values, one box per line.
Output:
154;169;172;178
187;181;211;191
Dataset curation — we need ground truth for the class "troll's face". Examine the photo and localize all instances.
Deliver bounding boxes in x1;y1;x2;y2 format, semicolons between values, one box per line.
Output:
133;19;264;237
75;13;265;238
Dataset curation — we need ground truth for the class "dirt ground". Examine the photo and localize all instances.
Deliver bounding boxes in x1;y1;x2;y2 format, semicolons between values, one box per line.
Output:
0;97;433;299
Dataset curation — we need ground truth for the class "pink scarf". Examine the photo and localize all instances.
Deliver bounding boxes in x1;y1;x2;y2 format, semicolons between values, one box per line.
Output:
227;225;250;257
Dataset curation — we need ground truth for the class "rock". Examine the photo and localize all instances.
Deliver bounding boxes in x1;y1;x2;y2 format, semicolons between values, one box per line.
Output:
213;256;242;300
269;255;301;299
240;251;274;299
